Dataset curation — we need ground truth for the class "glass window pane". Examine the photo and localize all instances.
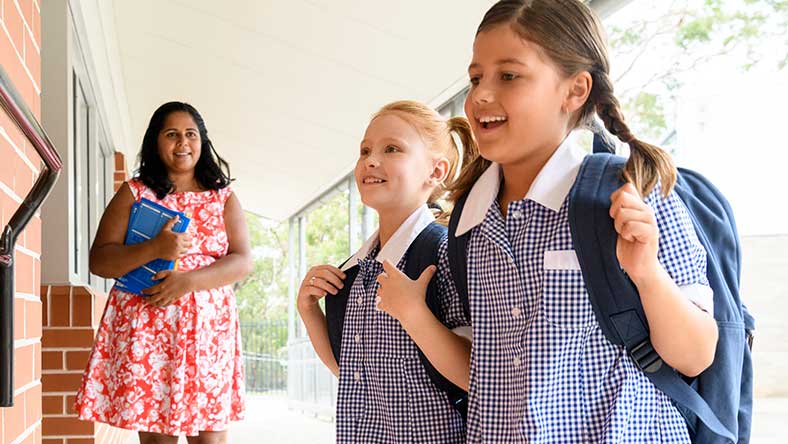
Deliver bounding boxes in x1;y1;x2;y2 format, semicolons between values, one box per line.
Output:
305;185;351;267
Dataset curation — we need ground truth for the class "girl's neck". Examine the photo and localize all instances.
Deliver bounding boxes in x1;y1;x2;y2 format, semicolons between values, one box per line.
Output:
497;134;568;217
377;202;424;249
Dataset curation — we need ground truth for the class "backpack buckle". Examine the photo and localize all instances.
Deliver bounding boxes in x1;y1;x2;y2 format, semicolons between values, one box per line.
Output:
630;339;663;373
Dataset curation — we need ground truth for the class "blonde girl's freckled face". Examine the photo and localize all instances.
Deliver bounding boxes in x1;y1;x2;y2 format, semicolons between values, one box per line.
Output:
354;113;435;214
464;24;570;166
157;111;202;174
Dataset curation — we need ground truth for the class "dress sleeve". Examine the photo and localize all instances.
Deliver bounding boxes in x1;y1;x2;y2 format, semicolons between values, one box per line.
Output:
645;184;714;314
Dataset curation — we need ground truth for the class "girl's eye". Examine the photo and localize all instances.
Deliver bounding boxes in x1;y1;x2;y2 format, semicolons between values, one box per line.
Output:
166;132;176;138
360;147;370;156
187;131;198;138
501;72;518;81
385;145;399;153
469;76;480;86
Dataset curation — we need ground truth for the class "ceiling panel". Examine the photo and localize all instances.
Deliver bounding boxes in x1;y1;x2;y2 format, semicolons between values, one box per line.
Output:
113;0;495;219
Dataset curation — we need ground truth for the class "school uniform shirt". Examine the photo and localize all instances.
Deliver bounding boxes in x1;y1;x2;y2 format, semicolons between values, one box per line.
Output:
455;136;713;443
335;204;468;444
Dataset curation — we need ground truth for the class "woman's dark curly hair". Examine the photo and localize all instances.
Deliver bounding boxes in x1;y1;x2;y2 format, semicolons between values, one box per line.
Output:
136;101;232;199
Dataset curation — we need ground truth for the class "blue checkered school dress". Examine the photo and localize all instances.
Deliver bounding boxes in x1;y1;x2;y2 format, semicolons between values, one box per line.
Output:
462;165;709;443
335;240;468;443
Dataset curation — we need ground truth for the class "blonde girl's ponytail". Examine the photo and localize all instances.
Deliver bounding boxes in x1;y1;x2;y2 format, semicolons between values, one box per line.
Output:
446;117;489;203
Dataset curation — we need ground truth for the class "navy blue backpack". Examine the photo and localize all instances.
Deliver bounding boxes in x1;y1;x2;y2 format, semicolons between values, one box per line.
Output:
326;222;469;420
448;138;755;443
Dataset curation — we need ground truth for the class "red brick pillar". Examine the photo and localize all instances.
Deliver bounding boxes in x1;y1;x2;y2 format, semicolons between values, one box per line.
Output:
40;285;105;443
113;152;128;192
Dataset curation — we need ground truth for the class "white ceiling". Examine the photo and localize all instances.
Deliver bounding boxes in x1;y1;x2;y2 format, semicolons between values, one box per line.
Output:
111;0;498;220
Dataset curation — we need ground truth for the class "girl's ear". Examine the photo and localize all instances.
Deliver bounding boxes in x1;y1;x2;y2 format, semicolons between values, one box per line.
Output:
428;156;451;186
563;71;592;115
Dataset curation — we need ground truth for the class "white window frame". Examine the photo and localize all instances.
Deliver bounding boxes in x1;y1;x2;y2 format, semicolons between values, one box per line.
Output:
40;0;116;290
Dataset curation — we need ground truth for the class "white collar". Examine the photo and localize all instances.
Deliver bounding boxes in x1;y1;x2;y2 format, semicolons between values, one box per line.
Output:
341;204;436;271
455;134;587;236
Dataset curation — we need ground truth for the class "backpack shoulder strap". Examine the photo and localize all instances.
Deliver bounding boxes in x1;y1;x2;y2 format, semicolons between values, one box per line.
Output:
568;152;735;442
403;221;447;279
405;221;468;419
568;153;654;358
325;258;360;365
447;193;471;319
404;222;447;325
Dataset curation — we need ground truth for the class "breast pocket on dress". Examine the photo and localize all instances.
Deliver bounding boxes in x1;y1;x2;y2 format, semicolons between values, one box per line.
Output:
540;250;596;329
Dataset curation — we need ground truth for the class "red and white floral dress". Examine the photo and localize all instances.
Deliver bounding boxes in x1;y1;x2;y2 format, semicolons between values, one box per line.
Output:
75;179;245;435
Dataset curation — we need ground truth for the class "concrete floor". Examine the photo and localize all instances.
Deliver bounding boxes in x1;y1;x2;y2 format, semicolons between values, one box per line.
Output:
104;393;786;443
227;394;787;443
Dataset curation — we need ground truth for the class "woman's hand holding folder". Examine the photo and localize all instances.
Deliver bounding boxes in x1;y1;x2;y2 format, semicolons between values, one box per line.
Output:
153;215;193;261
141;216;195;307
142;269;195;308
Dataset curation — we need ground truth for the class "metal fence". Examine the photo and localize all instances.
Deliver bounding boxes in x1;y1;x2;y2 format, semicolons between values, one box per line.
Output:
287;337;337;419
241;320;288;393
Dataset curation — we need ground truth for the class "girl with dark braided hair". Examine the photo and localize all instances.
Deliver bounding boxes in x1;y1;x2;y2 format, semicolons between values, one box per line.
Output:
386;1;717;442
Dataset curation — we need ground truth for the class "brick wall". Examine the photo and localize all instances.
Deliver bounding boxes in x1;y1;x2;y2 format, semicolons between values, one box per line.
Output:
0;0;43;443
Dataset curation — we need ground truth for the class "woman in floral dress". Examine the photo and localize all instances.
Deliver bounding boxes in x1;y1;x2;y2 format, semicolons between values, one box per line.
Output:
75;101;253;443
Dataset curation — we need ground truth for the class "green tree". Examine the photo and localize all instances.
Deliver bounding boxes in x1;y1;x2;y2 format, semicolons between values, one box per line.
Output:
305;188;352;267
233;212;292;390
608;0;787;142
234;212;290;323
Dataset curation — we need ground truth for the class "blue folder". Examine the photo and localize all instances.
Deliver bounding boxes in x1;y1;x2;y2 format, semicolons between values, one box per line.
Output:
114;198;191;295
